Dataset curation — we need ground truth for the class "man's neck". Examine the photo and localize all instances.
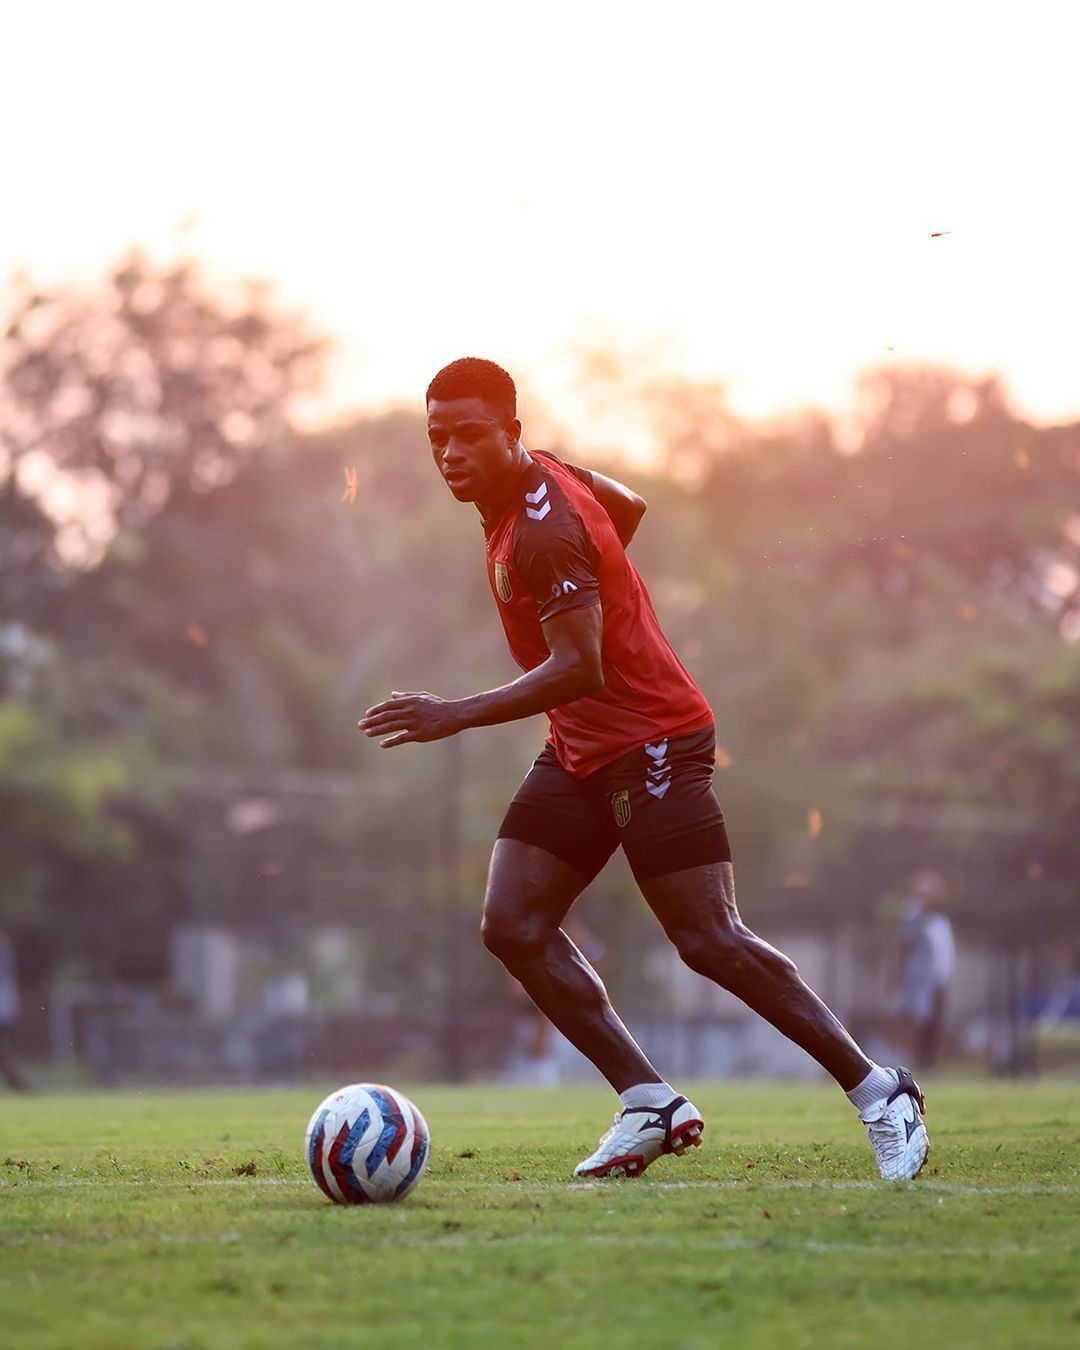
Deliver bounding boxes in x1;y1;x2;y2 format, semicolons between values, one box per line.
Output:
477;444;534;526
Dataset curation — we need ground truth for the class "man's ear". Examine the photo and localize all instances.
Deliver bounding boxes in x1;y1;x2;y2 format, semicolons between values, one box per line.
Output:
506;417;522;446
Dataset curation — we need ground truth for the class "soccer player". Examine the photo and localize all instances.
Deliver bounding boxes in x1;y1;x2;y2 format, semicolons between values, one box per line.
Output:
359;358;929;1182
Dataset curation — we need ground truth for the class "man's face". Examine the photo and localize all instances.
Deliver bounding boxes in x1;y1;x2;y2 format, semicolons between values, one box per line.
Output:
910;870;945;906
427;396;521;505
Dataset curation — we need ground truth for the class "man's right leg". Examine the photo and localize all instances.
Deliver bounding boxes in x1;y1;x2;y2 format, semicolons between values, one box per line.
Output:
481;837;660;1093
482;838;705;1177
490;751;706;1176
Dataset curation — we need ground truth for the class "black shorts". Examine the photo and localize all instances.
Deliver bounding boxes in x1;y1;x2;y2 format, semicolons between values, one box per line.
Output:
497;724;731;884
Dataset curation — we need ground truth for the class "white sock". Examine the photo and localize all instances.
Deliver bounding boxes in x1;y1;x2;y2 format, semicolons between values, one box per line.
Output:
846;1064;898;1113
619;1081;677;1111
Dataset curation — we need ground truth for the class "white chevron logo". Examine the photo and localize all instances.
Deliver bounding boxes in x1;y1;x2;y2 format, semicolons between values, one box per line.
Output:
526;500;551;521
645;742;668;761
647;767;670;782
524;482;548;505
646;780;671;799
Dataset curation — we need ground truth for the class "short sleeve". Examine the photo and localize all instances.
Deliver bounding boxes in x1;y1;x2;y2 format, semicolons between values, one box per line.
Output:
563;462;596;493
531;451;596;496
513;509;601;623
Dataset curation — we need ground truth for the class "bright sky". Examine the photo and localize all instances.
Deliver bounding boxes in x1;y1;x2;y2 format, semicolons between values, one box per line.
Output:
4;0;1080;439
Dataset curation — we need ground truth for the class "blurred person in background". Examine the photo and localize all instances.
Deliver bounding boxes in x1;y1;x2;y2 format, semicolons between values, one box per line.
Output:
0;930;29;1091
898;870;956;1068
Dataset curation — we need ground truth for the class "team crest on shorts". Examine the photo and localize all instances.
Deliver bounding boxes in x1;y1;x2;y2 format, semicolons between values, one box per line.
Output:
493;562;513;603
611;789;632;828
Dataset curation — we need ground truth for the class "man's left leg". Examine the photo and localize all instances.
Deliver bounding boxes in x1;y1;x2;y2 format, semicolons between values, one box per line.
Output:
638;860;929;1181
641;862;869;1086
600;726;927;1181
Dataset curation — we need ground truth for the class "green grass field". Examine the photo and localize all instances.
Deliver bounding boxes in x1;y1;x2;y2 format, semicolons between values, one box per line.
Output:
1;1080;1077;1349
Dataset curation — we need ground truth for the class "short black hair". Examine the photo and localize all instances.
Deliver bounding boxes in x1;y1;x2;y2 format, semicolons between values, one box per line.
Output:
426;357;517;423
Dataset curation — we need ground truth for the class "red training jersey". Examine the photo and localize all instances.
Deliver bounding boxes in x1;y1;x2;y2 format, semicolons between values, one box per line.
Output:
483;451;712;778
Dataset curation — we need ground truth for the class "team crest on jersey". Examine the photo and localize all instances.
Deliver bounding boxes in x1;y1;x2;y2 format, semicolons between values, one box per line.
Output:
493;562;513;603
611;789;632;828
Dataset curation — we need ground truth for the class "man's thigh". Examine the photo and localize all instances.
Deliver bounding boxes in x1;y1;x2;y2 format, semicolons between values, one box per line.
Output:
495;747;619;886
635;860;741;947
484;838;595;939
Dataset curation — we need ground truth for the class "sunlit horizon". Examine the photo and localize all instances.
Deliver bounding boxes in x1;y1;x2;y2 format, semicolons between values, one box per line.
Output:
5;1;1080;443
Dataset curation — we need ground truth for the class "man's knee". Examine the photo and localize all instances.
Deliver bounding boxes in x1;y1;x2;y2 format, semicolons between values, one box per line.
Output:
671;924;738;978
673;923;797;985
480;896;550;968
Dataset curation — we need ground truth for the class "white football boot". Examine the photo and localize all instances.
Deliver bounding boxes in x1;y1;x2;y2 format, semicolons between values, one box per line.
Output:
574;1094;705;1178
860;1066;929;1181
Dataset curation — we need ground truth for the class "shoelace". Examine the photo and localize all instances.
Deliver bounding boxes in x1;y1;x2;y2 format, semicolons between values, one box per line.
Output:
596;1112;623;1145
866;1111;905;1165
592;1111;643;1156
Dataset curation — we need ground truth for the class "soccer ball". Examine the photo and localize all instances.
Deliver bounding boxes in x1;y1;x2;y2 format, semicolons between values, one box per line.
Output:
305;1083;430;1205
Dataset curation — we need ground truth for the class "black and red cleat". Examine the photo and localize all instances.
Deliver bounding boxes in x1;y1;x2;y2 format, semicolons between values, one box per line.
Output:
574;1095;705;1178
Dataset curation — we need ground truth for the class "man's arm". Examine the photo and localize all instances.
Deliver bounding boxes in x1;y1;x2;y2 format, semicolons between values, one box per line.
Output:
586;469;647;547
358;604;604;748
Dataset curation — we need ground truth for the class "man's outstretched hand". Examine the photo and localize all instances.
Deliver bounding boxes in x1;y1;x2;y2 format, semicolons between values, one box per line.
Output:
358;691;463;748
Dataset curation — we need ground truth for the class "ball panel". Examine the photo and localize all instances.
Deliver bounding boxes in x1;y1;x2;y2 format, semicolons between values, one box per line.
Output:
304;1083;430;1205
364;1087;409;1177
393;1100;430;1199
326;1110;374;1204
305;1107;338;1203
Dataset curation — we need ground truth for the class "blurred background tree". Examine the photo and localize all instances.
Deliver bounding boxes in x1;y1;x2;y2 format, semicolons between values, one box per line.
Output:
1;254;1077;1005
0;253;326;976
1;251;323;563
